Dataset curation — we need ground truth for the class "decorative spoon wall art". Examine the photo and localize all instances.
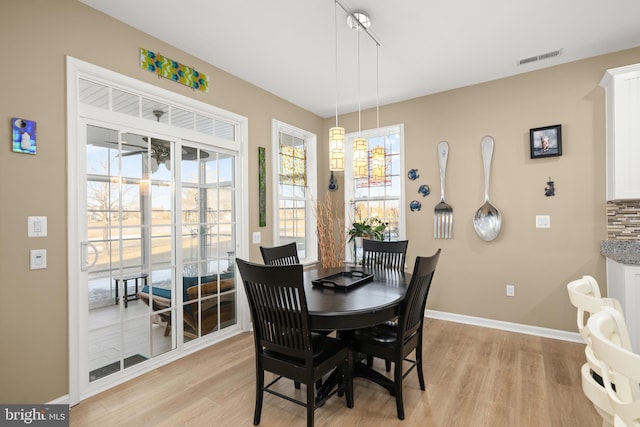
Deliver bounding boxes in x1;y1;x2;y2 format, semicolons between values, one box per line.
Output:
473;136;502;241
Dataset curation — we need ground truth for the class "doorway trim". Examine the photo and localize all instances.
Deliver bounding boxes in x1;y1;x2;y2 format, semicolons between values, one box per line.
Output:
66;56;250;405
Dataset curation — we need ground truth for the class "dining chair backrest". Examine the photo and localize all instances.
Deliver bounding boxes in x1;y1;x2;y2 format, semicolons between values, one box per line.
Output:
260;242;300;266
399;249;440;342
588;308;639;427
236;258;310;360
362;239;408;270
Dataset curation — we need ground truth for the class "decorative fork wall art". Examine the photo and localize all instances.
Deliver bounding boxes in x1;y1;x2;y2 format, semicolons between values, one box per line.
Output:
434;141;453;239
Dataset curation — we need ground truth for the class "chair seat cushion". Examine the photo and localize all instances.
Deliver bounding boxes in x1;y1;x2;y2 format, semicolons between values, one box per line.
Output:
264;334;347;366
354;321;398;344
311;334;348;361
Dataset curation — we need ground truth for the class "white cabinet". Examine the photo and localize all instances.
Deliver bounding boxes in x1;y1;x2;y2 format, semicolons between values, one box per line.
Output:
600;63;640;201
606;259;640;353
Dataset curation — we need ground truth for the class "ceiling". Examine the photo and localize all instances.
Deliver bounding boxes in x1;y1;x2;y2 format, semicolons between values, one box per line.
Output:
80;0;640;118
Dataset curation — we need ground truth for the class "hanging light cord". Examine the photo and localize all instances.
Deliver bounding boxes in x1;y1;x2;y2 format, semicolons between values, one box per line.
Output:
357;24;361;135
334;0;339;127
376;44;379;129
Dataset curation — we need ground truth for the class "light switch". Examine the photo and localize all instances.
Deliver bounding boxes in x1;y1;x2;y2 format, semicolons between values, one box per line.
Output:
252;232;261;244
536;215;551;228
28;216;47;237
30;249;47;270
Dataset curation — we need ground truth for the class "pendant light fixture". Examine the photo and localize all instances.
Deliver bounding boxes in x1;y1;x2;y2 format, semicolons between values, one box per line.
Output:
352;12;368;179
329;0;345;190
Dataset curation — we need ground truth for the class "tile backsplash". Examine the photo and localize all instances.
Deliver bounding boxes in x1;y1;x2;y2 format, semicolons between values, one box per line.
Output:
607;200;640;239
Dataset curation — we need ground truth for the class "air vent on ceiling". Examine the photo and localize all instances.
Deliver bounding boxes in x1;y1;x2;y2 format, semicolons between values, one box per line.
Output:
518;49;562;66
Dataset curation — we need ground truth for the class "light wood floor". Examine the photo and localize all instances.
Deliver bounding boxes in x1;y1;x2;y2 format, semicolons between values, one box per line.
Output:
70;318;601;427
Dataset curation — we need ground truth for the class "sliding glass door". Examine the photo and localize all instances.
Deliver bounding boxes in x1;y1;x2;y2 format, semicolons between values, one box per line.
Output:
85;125;176;382
83;124;239;384
68;58;247;404
179;143;237;340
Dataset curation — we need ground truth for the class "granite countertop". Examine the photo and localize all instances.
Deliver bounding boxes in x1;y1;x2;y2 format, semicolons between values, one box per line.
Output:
601;240;640;265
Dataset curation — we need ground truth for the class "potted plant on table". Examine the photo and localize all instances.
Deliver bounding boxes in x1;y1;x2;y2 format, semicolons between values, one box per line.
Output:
347;217;387;265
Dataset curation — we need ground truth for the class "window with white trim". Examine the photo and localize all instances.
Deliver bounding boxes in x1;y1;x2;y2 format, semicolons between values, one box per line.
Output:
345;124;405;263
272;120;318;263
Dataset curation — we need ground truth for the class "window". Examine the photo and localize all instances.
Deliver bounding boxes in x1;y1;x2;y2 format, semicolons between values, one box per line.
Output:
272;120;317;263
345;124;405;263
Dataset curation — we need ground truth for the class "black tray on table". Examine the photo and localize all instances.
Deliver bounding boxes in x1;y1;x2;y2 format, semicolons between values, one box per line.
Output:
312;270;374;291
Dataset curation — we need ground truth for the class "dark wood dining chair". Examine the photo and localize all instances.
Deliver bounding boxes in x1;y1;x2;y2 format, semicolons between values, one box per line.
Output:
351;249;441;420
361;239;409;271
361;239;409;371
260;241;328;390
236;258;353;427
259;242;299;266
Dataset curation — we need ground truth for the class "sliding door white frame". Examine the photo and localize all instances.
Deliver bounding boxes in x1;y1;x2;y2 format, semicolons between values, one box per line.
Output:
66;56;250;405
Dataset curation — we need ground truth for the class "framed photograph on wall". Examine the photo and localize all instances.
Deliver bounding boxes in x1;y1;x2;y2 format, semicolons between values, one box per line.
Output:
530;124;562;158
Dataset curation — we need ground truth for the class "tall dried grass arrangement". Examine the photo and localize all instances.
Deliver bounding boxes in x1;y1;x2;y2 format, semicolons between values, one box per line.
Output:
315;193;346;268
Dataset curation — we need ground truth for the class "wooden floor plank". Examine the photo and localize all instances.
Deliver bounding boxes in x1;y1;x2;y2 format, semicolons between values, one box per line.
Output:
70;318;602;427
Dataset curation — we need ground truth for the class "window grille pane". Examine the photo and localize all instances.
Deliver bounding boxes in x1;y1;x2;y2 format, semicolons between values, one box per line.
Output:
172;108;194;130
79;79;109;109
196;114;215;135
215;120;235;141
279;134;307;186
112;89;140;117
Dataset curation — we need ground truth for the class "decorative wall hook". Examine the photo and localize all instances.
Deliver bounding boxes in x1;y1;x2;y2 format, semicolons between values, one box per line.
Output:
545;177;555;197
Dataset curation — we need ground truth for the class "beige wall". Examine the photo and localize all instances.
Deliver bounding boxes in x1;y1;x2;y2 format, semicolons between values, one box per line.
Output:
332;48;640;334
1;0;638;404
0;0;323;404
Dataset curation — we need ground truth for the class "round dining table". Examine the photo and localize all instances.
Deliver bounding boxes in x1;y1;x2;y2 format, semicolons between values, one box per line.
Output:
304;266;411;331
304;265;412;400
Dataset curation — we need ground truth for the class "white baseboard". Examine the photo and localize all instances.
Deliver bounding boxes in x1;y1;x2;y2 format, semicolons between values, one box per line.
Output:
47;395;69;405
425;309;583;343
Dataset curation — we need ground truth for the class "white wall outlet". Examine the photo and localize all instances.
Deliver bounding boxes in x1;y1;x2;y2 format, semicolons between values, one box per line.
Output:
506;284;515;297
28;216;48;237
252;231;261;244
535;215;550;228
30;249;47;270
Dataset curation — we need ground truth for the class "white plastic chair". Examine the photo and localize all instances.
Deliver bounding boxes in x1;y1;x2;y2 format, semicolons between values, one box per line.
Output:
567;275;623;427
588;308;639;427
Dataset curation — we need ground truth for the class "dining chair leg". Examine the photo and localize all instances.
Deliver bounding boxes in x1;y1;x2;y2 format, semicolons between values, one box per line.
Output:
385;360;391;372
306;381;315;427
394;360;405;420
416;343;426;390
254;370;264;425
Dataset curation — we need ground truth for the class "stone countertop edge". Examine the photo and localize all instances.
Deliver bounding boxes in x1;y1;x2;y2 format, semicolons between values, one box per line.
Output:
601;240;640;265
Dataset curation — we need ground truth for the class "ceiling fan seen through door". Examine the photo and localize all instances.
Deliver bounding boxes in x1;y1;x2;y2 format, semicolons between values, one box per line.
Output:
118;110;208;172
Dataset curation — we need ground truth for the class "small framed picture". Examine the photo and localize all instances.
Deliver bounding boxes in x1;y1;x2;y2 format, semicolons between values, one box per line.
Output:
12;117;37;154
530;124;562;159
